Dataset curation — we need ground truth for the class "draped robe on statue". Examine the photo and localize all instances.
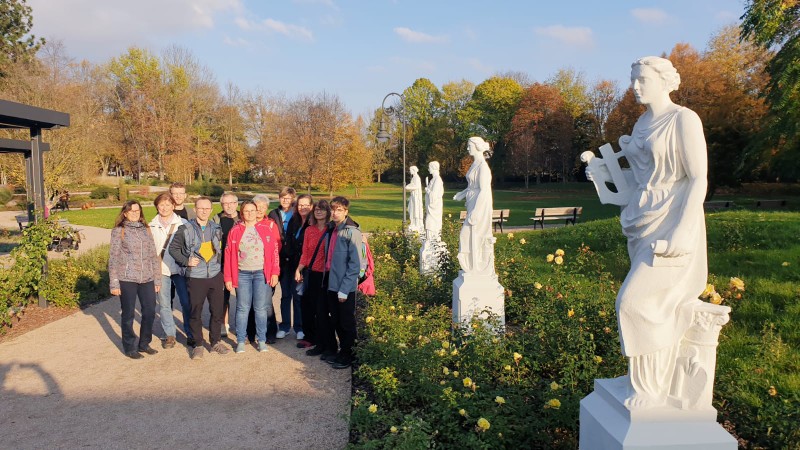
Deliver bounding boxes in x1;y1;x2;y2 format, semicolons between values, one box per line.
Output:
457;157;494;275
406;173;424;233
425;173;443;238
616;106;707;366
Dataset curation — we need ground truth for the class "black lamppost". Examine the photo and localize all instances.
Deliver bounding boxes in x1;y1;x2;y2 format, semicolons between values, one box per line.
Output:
376;92;406;229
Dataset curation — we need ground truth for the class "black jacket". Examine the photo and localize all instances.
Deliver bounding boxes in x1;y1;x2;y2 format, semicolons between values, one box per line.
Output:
268;207;308;270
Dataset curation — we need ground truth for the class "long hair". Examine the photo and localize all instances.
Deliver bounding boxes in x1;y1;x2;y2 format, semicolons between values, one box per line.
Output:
114;200;147;228
310;199;331;226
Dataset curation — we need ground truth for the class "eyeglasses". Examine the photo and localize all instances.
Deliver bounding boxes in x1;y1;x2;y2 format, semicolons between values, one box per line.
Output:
222;202;237;205
298;204;313;208
331;207;347;213
242;209;257;214
196;207;212;211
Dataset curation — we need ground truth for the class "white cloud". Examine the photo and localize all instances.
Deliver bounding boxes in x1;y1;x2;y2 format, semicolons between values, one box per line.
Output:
534;25;594;48
293;0;338;9
262;18;314;41
393;27;449;44
630;8;670;24
223;36;251;47
28;0;242;60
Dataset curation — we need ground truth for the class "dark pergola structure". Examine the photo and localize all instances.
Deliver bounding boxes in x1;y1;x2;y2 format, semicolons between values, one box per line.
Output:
0;99;70;307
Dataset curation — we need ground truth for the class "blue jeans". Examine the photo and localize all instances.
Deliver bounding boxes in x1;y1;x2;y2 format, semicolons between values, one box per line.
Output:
236;270;273;344
279;270;302;333
170;273;192;340
157;275;177;337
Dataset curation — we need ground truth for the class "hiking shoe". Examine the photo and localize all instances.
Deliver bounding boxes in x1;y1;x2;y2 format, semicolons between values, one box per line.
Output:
306;347;325;356
266;336;277;344
163;336;176;349
276;330;287;339
235;342;246;353
321;352;338;363
212;343;230;355
125;351;144;360
296;331;305;340
138;346;158;355
332;359;352;369
187;338;196;348
258;342;268;353
191;346;204;360
296;340;313;349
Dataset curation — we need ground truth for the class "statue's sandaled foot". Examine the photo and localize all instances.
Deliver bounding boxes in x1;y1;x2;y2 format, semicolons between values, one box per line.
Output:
624;392;663;409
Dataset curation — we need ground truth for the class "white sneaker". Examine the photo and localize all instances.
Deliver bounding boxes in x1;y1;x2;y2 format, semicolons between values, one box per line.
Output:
296;331;305;340
276;330;287;339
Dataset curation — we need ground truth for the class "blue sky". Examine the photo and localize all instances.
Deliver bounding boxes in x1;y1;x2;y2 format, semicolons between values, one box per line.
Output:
28;0;744;117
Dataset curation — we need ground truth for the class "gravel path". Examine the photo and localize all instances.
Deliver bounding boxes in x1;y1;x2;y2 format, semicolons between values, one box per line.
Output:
0;210;352;449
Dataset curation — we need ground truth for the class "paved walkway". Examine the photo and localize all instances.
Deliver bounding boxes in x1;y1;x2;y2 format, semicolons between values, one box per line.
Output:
0;210;351;449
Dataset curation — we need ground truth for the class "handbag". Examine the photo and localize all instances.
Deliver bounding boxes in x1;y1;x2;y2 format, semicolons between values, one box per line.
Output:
297;229;328;296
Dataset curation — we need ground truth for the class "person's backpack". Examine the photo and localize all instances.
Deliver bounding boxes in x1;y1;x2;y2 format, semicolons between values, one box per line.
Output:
346;228;375;296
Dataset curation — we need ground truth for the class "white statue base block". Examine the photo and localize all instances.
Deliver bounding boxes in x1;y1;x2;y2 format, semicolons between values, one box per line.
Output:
580;377;736;450
452;271;505;328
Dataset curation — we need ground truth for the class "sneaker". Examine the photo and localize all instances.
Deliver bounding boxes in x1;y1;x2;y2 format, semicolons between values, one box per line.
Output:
137;346;158;355
276;330;287;339
125;351;144;360
191;346;204;360
306;347;325;356
258;342;268;353
296;331;305;340
212;342;230;355
162;336;176;349
235;342;246;353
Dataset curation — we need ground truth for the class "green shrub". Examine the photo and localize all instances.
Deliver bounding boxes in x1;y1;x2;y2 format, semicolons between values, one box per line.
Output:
0;187;13;204
40;245;110;308
187;180;225;198
89;186;118;200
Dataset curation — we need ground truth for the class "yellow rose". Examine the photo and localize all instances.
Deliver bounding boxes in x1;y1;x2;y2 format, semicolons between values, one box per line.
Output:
440;380;446;385
603;326;611;333
451;349;458;356
390;426;398;434
554;256;564;265
459;408;466;416
507;232;514;239
534;282;543;290
710;292;723;305
546;254;554;262
368;404;378;413
555;249;565;256
406;314;413;321
729;277;745;291
701;283;715;299
513;352;523;363
398;314;404;320
495;396;506;405
550;381;560;390
389;305;395;311
365;316;375;323
442;341;450;349
443;367;450;375
546;398;561;409
768;385;778;397
504;365;512;371
452;370;459;377
477;417;491;432
594;355;603;363
462;377;473;388
782;261;790;267
567;309;575;318
519;238;526;245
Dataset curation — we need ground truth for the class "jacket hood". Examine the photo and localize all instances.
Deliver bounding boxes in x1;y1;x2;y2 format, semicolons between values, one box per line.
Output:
149;213;185;227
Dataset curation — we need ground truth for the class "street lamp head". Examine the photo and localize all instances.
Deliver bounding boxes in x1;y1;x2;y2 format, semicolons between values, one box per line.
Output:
376;118;390;143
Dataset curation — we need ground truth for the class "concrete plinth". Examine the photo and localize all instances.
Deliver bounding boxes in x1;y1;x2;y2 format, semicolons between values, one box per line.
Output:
579;377;736;450
452;271;504;327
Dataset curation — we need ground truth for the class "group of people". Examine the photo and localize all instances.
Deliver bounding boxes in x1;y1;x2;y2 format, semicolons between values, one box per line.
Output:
107;182;363;369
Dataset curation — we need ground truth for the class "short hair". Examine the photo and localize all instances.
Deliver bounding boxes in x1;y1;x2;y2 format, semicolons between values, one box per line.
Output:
310;199;331;225
632;56;681;92
278;187;296;199
153;192;176;207
428;161;440;172
169;182;186;191
330;196;349;210
252;193;270;207
195;196;212;207
239;200;256;212
221;192;238;203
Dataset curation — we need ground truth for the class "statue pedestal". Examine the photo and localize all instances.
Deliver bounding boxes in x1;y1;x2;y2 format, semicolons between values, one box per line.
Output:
579;377;736;450
452;271;504;328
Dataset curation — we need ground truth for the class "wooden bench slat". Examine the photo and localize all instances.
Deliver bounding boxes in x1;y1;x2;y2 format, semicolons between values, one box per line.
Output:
530;207;582;229
458;209;511;233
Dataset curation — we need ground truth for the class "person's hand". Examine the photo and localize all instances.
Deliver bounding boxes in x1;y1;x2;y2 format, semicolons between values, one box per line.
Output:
295;269;303;283
155;285;161;293
269;275;279;287
110;288;121;296
225;281;234;292
338;292;348;303
188;256;200;267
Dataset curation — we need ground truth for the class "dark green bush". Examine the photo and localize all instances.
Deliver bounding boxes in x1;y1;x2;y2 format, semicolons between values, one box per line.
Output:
0;187;13;204
187;180;225;198
40;245;110;308
89;186;118;200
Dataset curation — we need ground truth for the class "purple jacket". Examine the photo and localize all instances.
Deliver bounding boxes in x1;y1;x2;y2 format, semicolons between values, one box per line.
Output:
109;221;161;291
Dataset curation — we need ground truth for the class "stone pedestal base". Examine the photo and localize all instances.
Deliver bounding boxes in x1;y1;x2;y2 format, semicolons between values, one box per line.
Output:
452;271;504;328
580;377;736;450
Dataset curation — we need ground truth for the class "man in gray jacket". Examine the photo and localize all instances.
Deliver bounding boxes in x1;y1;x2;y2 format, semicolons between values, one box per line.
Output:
169;196;230;359
325;196;362;369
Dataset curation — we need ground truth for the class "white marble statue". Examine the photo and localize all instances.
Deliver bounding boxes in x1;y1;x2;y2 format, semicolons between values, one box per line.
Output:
424;161;444;240
420;161;446;274
579;57;735;449
453;138;495;276
405;166;424;234
452;137;504;328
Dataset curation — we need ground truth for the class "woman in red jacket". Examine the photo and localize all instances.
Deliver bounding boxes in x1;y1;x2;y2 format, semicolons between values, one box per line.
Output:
224;200;281;353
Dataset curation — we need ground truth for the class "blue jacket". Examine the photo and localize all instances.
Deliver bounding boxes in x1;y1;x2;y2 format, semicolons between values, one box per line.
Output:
325;217;362;296
168;219;223;279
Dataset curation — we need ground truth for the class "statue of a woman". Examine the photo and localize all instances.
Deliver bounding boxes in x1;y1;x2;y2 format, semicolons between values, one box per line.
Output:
453;137;494;275
424;161;444;240
587;56;708;409
405;165;424;234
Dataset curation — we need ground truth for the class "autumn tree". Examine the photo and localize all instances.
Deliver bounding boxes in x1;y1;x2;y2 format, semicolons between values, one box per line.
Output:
0;0;44;81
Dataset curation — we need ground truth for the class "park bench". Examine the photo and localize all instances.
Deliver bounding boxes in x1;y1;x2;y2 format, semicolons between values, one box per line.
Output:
703;200;735;211
529;207;582;230
15;213;29;230
754;199;787;209
458;209;511;233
